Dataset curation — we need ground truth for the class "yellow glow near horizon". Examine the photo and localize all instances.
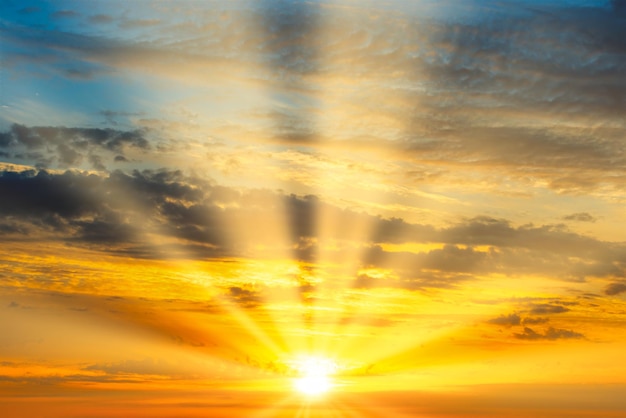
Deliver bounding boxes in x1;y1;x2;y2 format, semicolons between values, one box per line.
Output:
291;356;337;396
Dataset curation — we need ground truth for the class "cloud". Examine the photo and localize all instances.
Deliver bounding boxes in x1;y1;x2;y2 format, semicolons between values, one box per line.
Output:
89;14;114;24
612;0;626;15
487;313;521;326
83;358;202;378
2;1;625;200
228;286;263;309
118;19;162;30
51;10;79;19
605;282;626;295
521;316;550;325
0;125;149;170
0;165;624;292
514;326;584;341
563;212;596;222
19;7;40;14
526;304;570;315
487;313;552;327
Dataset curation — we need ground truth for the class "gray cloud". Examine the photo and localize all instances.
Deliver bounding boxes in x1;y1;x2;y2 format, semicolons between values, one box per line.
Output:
526;303;570;315
563;212;596;223
0;167;624;290
605;282;626;295
486;313;551;327
487;313;521;327
19;7;40;14
514;326;584;341
89;14;114;24
522;316;550;325
51;10;79;19
0;125;149;170
613;0;626;14
228;286;263;309
2;1;625;198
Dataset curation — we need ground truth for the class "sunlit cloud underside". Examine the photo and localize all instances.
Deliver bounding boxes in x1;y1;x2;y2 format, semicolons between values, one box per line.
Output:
1;0;626;417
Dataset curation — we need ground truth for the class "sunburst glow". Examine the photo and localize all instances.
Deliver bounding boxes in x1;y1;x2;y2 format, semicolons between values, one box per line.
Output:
291;356;337;396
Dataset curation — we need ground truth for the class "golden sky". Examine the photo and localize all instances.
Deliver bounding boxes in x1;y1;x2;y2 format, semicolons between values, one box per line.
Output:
1;0;626;416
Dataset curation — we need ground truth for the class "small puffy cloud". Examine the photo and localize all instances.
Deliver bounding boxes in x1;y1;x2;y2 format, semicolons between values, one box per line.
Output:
527;304;570;315
514;326;584;341
228;286;262;308
522;316;549;325
487;313;521;326
563;212;596;223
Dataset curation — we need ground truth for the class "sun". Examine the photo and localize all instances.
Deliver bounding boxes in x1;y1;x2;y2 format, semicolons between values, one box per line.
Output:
290;356;337;397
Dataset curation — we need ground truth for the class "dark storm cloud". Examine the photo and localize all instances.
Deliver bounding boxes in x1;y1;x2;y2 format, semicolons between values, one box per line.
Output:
0;124;149;169
513;326;584;341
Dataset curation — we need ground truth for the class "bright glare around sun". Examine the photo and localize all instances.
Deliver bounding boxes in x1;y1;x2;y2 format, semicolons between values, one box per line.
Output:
294;374;331;396
290;356;337;397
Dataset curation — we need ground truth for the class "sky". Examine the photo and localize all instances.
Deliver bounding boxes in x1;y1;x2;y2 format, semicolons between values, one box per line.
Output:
1;0;626;416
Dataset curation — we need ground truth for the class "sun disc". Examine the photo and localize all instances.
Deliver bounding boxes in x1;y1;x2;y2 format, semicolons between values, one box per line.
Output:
294;375;331;396
290;355;337;396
